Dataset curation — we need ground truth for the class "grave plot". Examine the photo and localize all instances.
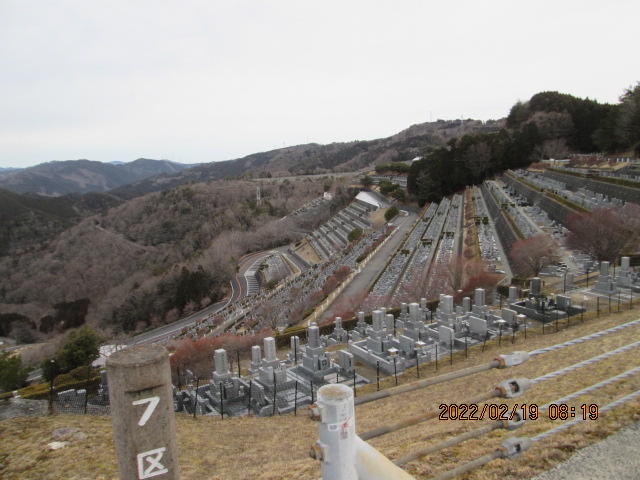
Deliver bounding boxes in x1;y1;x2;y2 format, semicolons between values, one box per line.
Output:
513;169;626;210
368;207;432;298
423;197;462;299
615;256;640;290
497;189;541;238
368;199;450;307
304;194;380;264
509;277;580;322
349;288;527;376
172;330;369;417
348;305;433;375
468;187;496;263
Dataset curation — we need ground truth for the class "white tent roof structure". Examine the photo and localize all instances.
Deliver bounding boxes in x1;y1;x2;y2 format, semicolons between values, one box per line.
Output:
355;191;382;209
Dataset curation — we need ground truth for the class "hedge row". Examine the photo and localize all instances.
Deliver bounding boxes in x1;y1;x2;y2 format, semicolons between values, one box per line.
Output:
548;167;640;191
547;191;590;214
18;365;103;400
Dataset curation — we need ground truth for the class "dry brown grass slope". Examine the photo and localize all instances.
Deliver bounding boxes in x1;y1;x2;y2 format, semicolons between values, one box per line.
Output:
1;307;639;480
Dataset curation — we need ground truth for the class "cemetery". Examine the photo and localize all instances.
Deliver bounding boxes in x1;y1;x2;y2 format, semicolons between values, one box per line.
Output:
296;192;388;263
53;249;640;421
171;329;370;417
82;283;570;418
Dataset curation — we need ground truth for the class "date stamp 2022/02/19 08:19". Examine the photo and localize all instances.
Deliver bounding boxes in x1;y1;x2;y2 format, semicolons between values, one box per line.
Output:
438;403;600;421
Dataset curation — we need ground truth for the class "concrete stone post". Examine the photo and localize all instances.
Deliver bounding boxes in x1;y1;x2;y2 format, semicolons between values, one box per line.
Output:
214;349;229;376
530;278;542;297
406;303;416;322
290;336;300;361
621;256;630;273
475;288;486;306
460;297;469;312
441;295;453;315
107;344;179;480
308;324;320;348
508;286;518;304
372;310;383;331
264;337;277;362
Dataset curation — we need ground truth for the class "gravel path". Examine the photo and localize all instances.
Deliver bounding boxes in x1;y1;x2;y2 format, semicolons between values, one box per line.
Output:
531;421;640;480
0;398;48;419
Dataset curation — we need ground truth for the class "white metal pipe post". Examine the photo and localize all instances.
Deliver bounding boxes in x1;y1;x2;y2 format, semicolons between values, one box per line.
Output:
310;383;414;480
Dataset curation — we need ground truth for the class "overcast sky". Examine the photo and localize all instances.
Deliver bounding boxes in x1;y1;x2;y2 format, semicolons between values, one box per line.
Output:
1;1;638;169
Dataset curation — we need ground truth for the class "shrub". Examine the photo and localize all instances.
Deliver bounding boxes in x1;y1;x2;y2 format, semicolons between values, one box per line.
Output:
385;206;400;222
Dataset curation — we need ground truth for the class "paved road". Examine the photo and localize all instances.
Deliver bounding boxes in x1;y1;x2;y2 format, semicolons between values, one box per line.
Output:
125;297;230;346
320;210;419;321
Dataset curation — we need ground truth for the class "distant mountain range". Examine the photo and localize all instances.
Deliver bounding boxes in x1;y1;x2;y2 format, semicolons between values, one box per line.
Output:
112;119;502;199
0;119;502;198
0;158;195;196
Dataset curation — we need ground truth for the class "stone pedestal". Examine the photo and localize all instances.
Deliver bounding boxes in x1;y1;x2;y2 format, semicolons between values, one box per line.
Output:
593;261;618;294
616;257;633;288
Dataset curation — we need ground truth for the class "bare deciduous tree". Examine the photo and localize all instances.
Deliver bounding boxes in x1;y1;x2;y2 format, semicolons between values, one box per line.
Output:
529;111;574;140
446;255;466;293
510;234;561;278
566;207;637;263
464;141;492;180
534;138;570;160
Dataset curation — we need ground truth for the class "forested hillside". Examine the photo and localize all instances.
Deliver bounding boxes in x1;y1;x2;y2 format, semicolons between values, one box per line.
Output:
0;188;121;258
408;83;640;205
111;119;501;200
0;176;355;339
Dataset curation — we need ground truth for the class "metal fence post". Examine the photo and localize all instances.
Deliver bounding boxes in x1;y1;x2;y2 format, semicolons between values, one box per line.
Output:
106;344;180;480
310;384;415;480
353;369;356;397
393;358;398;386
311;384;357;479
193;377;200;419
49;377;55;415
247;380;252;415
219;382;224;419
83;364;91;415
272;371;277;416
